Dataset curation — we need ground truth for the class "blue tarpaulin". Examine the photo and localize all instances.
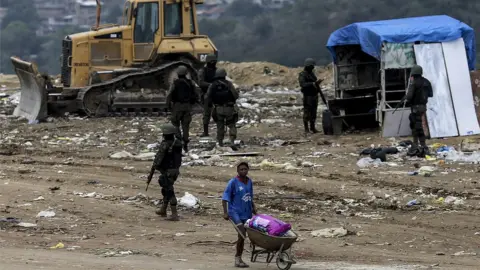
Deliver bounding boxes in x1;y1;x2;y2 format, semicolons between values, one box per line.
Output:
326;15;476;70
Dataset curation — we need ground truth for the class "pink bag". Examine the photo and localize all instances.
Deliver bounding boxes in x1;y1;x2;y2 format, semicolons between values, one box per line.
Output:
248;214;291;236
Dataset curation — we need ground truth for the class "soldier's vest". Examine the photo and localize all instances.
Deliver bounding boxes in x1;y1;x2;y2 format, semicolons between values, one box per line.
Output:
300;71;318;96
412;77;433;106
211;80;235;106
172;78;195;104
204;67;216;84
156;139;182;170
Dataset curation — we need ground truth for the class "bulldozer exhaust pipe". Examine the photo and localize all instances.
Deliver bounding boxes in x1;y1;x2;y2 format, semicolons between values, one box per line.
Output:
95;0;101;30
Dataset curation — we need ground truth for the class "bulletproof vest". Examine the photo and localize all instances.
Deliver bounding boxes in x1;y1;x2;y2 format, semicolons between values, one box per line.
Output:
157;139;182;170
172;78;195;103
300;71;318;96
211;80;235;105
203;67;216;84
411;77;433;105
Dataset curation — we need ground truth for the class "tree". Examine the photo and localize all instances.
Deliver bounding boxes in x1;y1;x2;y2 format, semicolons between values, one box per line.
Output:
37;26;84;74
1;0;40;32
105;3;123;24
0;21;38;73
198;0;480;68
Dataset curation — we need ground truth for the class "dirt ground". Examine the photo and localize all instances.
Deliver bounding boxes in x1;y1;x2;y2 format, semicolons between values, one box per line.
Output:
1;70;480;270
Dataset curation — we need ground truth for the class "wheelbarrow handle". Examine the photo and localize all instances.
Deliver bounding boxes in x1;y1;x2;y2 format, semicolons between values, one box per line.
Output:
229;219;247;240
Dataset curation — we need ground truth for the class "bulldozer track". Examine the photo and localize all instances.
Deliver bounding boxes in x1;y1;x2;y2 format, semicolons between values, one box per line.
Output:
77;60;197;117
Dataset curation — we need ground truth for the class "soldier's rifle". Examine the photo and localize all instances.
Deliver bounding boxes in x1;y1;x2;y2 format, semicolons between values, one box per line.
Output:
392;95;407;114
146;167;154;191
315;80;328;106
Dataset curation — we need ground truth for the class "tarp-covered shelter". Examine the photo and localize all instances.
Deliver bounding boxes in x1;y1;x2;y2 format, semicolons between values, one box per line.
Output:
326;15;476;70
325;15;479;138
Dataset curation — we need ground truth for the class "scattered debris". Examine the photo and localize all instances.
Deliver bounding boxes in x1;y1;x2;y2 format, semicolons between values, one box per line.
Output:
178;192;200;209
101;249;136;257
36;210;56;218
311;227;351;238
16;222;37;228
50;242;65;249
453;251;477;256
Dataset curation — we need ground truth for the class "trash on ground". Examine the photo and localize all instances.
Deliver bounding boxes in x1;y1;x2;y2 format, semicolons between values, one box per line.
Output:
102;250;135;257
50;242;65;249
406;199;420;207
444;196;465;205
311;227;349;238
356;157;383;168
36;210;56;218
178;192;200;209
16;222;37;228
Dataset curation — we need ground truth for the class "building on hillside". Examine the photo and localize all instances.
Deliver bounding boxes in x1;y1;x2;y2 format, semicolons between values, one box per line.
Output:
34;0;67;19
0;7;7;28
37;15;75;36
197;0;295;19
196;6;227;19
33;0;77;36
198;0;233;18
252;0;296;9
75;0;100;28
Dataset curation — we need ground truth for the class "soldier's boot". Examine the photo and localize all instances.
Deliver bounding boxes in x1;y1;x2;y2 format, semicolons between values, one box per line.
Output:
155;204;168;217
166;205;179;221
412;134;420;148
419;137;429;156
200;124;209;137
303;121;309;133
230;137;238;151
407;134;420;156
310;121;318;133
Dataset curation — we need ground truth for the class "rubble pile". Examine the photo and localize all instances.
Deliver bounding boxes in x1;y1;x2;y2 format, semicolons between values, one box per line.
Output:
219;61;334;93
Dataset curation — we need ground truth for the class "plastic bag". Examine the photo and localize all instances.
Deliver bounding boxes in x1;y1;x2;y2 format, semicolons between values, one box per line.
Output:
356;157;383;168
178;192;199;209
248;214;291;236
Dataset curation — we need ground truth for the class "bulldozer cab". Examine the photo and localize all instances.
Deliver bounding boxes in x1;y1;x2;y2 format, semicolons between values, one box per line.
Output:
122;0;204;61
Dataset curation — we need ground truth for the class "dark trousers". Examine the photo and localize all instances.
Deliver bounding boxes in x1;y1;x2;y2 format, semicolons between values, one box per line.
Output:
409;105;427;147
158;170;179;206
303;95;318;123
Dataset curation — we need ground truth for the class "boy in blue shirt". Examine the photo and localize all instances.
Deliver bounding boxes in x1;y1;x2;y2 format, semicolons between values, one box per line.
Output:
222;161;257;268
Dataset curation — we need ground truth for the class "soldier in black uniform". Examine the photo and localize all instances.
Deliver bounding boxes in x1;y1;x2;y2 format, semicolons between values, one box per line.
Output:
205;68;240;147
198;54;218;137
298;58;323;133
166;66;198;152
405;64;433;157
147;123;183;221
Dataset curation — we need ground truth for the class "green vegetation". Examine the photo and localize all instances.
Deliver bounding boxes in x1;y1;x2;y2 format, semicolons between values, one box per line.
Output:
202;0;480;67
0;0;479;74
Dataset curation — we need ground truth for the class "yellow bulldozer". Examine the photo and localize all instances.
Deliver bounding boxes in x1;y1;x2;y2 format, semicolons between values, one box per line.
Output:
10;0;217;121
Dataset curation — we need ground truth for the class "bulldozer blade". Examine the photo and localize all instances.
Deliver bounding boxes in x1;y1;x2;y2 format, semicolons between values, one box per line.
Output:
10;56;48;122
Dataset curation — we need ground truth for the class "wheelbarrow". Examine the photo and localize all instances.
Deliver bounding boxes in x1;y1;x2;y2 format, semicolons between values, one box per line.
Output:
245;226;298;270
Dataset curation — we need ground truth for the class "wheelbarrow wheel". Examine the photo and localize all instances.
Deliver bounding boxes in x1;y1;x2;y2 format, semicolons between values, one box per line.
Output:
276;252;292;270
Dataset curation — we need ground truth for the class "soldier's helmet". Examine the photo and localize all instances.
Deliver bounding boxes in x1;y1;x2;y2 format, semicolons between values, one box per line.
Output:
214;68;227;79
162;123;178;135
206;54;217;63
411;65;423;76
176;66;188;76
304;58;316;67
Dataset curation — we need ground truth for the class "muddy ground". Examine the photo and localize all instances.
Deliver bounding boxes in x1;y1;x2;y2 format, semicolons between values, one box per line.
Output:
1;82;480;270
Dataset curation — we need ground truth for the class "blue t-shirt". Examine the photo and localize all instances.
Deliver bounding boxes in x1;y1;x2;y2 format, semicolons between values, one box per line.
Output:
222;177;254;220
